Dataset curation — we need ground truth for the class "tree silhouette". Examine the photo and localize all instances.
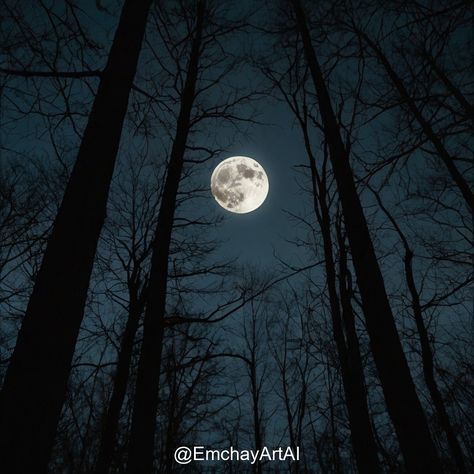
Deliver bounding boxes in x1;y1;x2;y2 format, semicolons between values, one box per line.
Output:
289;0;442;471
0;1;153;471
0;0;471;472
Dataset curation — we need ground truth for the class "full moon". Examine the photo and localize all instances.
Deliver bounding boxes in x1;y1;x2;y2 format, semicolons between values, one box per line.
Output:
211;156;269;214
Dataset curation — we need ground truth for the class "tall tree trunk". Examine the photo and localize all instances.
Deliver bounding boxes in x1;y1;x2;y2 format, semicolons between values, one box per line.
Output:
163;367;179;474
301;112;380;472
373;191;467;474
125;3;205;473
404;251;467;474
290;1;442;472
0;1;152;472
317;179;380;474
326;359;342;474
250;355;263;474
336;218;381;473
94;290;145;474
360;31;474;214
282;378;297;473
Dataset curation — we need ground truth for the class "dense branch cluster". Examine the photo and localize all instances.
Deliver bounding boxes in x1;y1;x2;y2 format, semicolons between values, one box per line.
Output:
0;0;472;473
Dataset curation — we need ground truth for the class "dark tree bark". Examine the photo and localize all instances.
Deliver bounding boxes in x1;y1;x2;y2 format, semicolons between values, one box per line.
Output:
290;1;442;472
373;190;468;474
306;136;380;473
358;31;474;215
94;287;146;474
125;3;205;473
336;217;381;474
318;202;380;474
0;1;152;472
163;376;181;474
326;358;342;474
249;333;263;474
273;295;310;474
263;48;380;472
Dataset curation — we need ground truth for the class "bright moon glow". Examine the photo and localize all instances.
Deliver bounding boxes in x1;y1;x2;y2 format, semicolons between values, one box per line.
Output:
211;156;269;214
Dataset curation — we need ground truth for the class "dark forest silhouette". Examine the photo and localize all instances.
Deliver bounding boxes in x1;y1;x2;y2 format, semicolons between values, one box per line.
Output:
0;0;472;473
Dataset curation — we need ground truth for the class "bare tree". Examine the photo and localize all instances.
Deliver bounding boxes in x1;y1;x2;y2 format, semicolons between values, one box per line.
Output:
1;1;471;473
121;0;257;470
125;3;206;472
371;186;468;473
287;1;441;471
268;288;319;473
353;29;473;214
93;154;160;474
0;1;153;471
243;298;269;474
261;47;381;470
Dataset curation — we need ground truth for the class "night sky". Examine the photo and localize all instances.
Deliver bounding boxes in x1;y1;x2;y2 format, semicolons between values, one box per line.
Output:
208;104;309;267
0;1;472;473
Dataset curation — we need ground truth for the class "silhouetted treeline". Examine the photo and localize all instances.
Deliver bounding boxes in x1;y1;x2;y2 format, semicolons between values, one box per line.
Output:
0;0;472;473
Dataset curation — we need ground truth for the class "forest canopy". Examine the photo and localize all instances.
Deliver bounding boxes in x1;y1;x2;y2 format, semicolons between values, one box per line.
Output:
0;0;472;473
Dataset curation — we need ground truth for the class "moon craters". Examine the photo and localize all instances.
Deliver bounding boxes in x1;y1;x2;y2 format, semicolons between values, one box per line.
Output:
211;156;269;214
218;168;230;184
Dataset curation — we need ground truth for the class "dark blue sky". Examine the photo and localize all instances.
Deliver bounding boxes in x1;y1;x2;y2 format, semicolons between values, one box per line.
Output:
208;103;310;269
